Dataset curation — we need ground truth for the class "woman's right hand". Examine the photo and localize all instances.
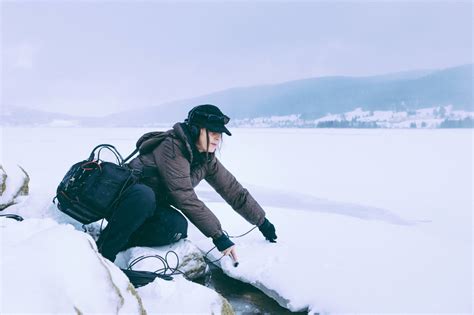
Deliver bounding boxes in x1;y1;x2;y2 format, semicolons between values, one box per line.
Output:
213;234;238;264
222;245;238;264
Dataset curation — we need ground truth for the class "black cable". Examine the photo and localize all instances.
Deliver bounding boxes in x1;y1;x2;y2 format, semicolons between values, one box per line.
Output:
0;214;24;221
126;250;188;280
103;225;259;287
229;226;258;238
204;246;222;264
126;225;257;279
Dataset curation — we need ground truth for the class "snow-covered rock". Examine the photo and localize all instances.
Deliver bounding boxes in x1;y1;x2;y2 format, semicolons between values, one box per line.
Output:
115;239;209;281
0;190;235;314
0;164;29;210
0;217;234;314
137;275;233;314
115;240;235;314
0;218;145;314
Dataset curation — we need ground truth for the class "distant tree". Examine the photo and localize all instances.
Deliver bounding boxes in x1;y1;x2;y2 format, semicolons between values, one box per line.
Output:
410;122;417;128
421;121;427;128
439;117;474;128
438;106;446;118
317;120;379;128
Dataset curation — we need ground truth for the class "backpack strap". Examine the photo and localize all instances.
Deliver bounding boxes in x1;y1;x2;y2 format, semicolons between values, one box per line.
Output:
120;131;168;165
122;148;139;164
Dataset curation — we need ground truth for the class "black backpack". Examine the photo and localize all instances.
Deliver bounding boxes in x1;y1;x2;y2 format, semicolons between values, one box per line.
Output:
55;131;167;224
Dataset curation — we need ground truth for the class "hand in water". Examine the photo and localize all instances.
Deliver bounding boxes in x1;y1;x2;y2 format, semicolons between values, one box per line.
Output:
223;245;239;266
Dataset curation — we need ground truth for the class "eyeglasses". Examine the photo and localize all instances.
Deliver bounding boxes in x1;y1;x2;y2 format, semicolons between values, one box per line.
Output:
191;111;230;125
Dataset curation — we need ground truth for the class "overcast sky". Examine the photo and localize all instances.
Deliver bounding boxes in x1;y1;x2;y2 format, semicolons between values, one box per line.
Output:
1;0;472;116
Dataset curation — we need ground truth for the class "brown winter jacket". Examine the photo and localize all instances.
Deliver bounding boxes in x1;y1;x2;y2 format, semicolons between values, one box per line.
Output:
128;123;266;240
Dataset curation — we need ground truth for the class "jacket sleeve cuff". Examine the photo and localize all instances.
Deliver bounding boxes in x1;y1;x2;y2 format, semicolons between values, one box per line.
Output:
212;234;235;252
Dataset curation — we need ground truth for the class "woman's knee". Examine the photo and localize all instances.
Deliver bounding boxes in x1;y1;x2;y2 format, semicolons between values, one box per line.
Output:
172;212;188;240
127;208;188;247
162;209;188;241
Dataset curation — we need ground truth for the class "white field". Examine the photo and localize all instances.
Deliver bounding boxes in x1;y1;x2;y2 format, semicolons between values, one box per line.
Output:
1;127;472;313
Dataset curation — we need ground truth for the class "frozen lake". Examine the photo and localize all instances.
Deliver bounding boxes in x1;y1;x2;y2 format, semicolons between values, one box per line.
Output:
2;127;472;237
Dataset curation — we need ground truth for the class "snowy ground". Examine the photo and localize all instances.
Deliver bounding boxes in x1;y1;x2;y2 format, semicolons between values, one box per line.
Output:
1;127;472;313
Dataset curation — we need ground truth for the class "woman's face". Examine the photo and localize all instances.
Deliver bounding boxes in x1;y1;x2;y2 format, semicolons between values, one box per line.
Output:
196;128;221;153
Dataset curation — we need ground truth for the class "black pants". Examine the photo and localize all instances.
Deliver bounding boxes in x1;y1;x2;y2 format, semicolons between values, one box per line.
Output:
96;183;188;262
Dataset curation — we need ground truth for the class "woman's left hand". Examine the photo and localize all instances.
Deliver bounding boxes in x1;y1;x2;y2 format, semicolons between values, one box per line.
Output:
259;218;277;242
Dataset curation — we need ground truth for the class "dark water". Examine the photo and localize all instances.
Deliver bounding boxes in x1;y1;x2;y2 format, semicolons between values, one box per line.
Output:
194;263;308;314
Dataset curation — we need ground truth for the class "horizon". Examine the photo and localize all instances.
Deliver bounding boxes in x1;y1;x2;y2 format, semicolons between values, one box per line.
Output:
2;1;472;116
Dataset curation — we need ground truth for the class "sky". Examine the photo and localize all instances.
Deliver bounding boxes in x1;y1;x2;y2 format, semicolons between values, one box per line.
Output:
1;0;473;116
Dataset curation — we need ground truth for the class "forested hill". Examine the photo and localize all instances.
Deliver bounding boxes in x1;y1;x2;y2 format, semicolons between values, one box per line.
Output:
100;64;472;126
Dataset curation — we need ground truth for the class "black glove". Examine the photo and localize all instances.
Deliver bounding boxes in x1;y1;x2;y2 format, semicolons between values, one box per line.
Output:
213;233;235;252
259;218;277;243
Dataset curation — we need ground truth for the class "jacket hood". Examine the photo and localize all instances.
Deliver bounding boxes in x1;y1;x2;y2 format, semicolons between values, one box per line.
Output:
172;122;213;166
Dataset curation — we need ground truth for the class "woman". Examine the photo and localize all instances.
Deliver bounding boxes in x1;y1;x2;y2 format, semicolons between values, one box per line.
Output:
96;104;277;263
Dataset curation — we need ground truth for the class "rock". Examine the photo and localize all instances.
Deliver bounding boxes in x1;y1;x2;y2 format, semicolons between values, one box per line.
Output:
0;164;30;210
173;240;209;280
221;296;235;315
0;165;6;195
16;166;30;196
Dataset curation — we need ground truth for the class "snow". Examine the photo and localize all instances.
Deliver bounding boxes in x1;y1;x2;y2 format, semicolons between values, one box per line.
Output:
343;107;370;120
1;218;143;314
46;119;80;127
315;113;342;122
368;110;397;121
0;204;226;314
1;127;472;313
137;276;224;314
190;202;468;313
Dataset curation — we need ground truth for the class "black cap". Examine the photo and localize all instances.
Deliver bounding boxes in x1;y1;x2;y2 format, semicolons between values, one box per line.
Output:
186;104;232;136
